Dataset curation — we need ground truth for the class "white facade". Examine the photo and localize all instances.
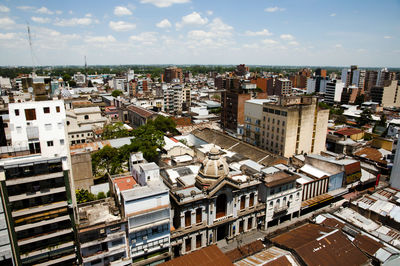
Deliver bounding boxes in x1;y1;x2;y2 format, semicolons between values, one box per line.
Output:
306;78;316;94
113;78;126;92
0;76;12;89
390;134;400;190
8;100;69;159
325;80;344;104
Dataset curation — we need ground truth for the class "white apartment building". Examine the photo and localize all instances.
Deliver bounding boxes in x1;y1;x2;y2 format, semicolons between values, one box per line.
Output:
1;100;77;265
164;84;183;114
66;106;107;145
324;80;344;104
121;153;171;264
244;99;274;146
73;72;86;86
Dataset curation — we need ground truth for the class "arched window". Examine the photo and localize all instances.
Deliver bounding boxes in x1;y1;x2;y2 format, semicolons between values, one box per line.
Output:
249;193;255;207
269;201;273;209
216;194;227;218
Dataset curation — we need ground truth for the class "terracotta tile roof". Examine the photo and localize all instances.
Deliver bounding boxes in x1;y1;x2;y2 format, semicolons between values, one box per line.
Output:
127;105;156;118
113;176;137;191
354;147;387;164
160;245;233;266
335;128;363;136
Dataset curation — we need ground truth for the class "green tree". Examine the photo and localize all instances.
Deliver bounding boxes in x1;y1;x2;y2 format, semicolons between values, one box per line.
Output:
91;145;122;177
76;189;95;204
111;89;123;97
334;115;347;125
68;80;76;87
63;73;71;82
356;108;372;127
102;122;131;140
97;192;106;200
147;115;179;135
131;123;165;162
378;113;387;127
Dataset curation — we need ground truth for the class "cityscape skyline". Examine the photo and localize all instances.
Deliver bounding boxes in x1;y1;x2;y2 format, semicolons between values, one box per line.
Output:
0;0;399;67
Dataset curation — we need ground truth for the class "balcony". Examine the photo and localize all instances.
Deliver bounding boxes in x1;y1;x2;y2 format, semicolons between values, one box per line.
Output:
18;228;73;246
8;186;66;202
82;243;126;263
12;201;68;218
15;214;70;233
6;171;64;186
273;204;289;217
20;241;74;260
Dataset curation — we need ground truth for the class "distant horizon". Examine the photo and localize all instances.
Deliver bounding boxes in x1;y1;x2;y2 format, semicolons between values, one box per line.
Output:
1;64;400;70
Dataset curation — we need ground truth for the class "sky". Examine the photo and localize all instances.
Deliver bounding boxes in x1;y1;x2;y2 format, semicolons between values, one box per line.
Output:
0;0;399;67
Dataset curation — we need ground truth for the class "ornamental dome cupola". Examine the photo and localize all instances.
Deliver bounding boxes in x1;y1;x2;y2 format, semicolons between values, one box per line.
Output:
196;146;229;189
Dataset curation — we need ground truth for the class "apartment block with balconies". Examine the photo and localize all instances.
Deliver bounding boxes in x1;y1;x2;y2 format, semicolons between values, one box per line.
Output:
0;100;77;265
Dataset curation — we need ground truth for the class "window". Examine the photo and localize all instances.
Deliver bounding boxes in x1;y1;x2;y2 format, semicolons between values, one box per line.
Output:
15;109;20;116
66;121;70;126
240;195;246;210
196;208;202;224
60;139;65;145
272;118;275;124
249;193;255;207
248;217;253;230
196;235;202;248
185;238;191;252
152;227;159;235
269;201;273;209
84;115;89;120
43;107;50;113
282;121;286;126
56;106;60;113
239;220;244;233
185;211;191;227
47;141;54;147
277;120;280;125
270;188;274;195
25;109;36;120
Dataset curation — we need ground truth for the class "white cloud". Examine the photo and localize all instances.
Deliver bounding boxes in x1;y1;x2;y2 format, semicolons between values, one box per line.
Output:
280;34;295;41
176;12;208;29
56;10;63;15
85;35;116;43
0;17;15;28
54;17;93;26
0;33;16;40
156;19;172;28
288;41;299;46
330;13;336;17
140;0;190;8
31;16;51;24
244;29;272;36
265;6;285;12
17;6;35;11
0;5;10;12
69;10;74;15
206;10;213;16
384;35;392;39
130;32;158;45
262;39;278;45
109;21;136;32
335;44;343;48
37;7;54;15
114;6;132;16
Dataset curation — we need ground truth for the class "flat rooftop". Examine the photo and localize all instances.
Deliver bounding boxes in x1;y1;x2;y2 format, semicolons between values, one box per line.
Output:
78;198;120;228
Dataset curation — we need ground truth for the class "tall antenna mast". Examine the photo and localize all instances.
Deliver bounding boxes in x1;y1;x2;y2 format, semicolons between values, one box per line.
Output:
27;23;36;73
84;55;88;86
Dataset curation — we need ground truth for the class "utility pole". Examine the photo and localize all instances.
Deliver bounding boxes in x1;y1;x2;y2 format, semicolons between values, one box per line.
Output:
27;23;36;74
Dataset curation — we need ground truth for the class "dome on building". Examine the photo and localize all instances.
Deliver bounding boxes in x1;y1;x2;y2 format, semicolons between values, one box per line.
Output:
196;146;229;189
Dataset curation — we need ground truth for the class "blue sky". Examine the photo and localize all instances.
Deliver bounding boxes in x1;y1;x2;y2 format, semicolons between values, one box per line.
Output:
0;0;399;67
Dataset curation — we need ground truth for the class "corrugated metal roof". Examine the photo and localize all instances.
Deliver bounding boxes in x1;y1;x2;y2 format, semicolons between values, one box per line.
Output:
160;245;233;266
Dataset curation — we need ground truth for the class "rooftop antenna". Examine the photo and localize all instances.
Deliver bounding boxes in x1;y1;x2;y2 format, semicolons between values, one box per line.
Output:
26;23;36;74
84;55;88;86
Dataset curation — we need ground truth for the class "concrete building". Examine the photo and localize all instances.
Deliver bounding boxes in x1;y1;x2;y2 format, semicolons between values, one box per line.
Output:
259;170;302;229
164;84;184;114
274;78;292;96
166;147;262;257
164;67;183;83
390;134;400;189
126;105;157;128
66;106;107;145
0;100;77;265
256;96;329;157
120;153;171;264
74;72;86;87
0;196;14;265
221;79;267;134
324;80;344;104
340;85;362;104
244;99;275;146
77;199;131;266
371;80;400;107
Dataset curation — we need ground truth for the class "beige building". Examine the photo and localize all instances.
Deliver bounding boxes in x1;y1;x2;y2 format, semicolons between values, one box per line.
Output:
244;96;329;158
371;80;400;107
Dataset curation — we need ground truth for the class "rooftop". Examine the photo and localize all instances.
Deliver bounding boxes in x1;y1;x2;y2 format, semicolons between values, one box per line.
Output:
113;175;137;192
335;128;363;136
127;105;156;118
264;171;299;188
78;198;120;228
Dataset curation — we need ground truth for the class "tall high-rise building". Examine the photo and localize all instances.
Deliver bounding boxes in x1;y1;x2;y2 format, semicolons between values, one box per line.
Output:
164;67;183;83
221;79;267;134
0;100;77;265
324;80;344;104
341;65;365;89
244;96;329;157
371;80;400;107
